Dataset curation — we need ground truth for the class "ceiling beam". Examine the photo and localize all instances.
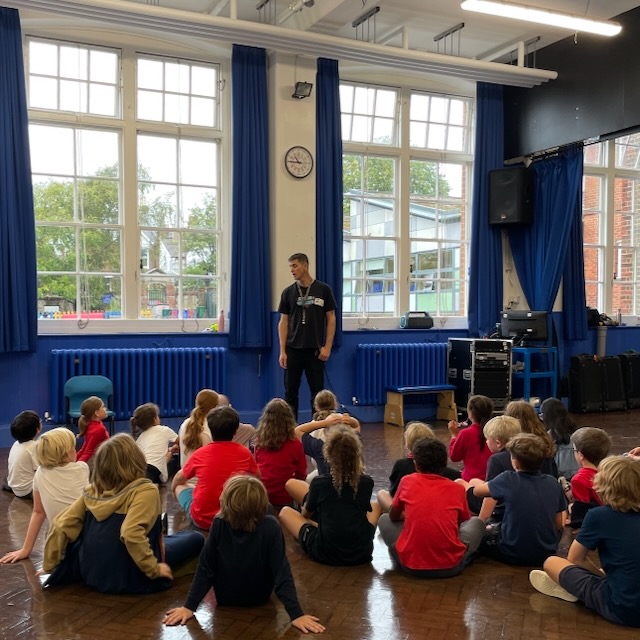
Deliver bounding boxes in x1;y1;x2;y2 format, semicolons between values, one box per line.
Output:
5;0;558;87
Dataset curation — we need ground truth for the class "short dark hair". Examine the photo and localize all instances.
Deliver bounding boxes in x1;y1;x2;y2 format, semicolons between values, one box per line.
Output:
412;437;447;474
506;433;546;472
288;252;309;264
207;406;240;441
571;427;611;465
10;410;40;443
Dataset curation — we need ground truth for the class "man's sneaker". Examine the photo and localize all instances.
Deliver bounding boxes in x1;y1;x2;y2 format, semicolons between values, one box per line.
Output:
529;570;578;602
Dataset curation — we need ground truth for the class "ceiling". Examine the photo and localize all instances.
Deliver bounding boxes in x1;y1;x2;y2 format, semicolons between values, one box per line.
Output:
122;0;640;60
7;0;640;89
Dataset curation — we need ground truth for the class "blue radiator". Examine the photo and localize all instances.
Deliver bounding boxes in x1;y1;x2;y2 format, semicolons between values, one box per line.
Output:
51;347;227;421
354;343;448;405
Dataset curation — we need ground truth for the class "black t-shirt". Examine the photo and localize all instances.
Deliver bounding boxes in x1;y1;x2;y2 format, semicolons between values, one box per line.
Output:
278;279;336;350
304;474;374;565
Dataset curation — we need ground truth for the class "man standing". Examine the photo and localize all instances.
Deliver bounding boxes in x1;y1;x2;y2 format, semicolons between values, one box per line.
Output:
278;253;336;419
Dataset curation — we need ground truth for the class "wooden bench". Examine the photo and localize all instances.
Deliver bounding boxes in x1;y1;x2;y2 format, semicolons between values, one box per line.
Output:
384;384;457;427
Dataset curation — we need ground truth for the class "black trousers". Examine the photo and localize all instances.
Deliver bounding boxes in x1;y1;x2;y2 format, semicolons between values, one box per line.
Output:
284;347;325;420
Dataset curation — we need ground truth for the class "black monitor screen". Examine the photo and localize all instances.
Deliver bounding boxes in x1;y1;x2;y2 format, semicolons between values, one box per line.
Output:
499;310;548;342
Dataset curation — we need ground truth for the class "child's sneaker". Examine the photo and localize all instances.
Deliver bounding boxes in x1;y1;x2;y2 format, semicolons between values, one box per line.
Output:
529;570;578;602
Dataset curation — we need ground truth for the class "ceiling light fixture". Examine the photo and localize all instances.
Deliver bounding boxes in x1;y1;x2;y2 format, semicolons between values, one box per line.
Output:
461;1;622;37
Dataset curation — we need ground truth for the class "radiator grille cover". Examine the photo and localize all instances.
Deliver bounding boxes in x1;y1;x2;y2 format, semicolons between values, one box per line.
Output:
51;347;227;421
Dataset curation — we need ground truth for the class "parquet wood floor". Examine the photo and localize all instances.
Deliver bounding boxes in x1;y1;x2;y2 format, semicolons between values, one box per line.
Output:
1;411;639;639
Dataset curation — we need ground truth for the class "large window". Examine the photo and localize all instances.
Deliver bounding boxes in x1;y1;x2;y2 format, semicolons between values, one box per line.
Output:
341;82;473;320
584;134;640;316
28;39;224;325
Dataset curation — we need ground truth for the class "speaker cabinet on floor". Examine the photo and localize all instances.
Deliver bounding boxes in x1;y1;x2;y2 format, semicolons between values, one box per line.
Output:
489;167;533;225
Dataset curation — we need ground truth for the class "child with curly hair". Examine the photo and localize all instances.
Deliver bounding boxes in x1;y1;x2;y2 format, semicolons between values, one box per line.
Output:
253;399;307;508
164;475;324;633
279;426;382;566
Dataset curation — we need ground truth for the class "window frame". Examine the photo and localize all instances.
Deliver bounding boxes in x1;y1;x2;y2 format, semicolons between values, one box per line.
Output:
26;36;230;335
341;81;473;330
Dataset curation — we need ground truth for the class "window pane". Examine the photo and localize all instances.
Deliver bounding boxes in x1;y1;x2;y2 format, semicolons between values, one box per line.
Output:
191;65;216;97
29;77;58;109
30;125;75;175
78;130;119;177
59;79;88;112
38;275;77;317
138;136;177;183
375;89;396;117
33;177;74;222
90;50;118;84
616;133;640;169
183;232;216;275
138;90;163;121
191;97;215;127
60;46;88;80
372;117;394;144
165;93;191;124
36;226;76;271
179;139;216;187
181;188;217;229
30;41;58;75
138;183;178;228
365;157;394;194
89;84;116;117
140;276;179;318
80;228;121;272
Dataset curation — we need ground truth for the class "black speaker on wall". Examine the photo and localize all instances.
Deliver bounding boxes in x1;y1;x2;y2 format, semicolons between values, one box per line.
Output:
489;167;534;225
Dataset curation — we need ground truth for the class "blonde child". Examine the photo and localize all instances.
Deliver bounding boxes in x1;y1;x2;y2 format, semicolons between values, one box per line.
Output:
448;395;494;481
0;427;89;564
529;456;640;627
76;396;109;463
130;403;179;485
457;415;522;520
377;422;461;512
253;399;307;508
164;475;325;634
42;434;204;594
280;426;382;566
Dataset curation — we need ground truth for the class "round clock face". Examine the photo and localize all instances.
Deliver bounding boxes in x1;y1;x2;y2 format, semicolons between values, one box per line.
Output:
284;146;314;179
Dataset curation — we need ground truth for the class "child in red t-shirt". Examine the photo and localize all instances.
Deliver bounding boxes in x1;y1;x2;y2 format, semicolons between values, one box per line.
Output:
448;395;494;481
76;396;110;464
378;437;485;577
568;426;611;528
254;398;307;508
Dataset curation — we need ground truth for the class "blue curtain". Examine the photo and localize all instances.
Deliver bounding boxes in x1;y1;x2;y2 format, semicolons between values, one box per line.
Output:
315;58;343;348
467;82;504;337
0;8;37;353
229;45;271;348
508;147;585;341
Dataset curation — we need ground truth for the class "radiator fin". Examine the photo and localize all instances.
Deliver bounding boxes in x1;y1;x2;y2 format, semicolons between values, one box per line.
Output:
51;347;227;421
354;343;448;405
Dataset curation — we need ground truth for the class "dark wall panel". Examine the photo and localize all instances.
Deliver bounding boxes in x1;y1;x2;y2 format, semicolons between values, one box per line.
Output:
505;7;640;158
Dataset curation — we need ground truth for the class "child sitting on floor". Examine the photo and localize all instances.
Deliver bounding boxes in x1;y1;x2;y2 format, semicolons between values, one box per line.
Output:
377;421;461;512
448;395;494;482
567;426;611;528
457;415;521;520
529;455;640;628
163;475;325;634
130;403;179;485
172;407;260;531
1;427;89;564
76;396;109;464
279;426;382;566
178;389;219;467
2;410;40;498
504;400;557;476
253;398;307;508
42;434;204;594
473;433;567;566
541;397;579;480
378;437;485;577
308;389;358;441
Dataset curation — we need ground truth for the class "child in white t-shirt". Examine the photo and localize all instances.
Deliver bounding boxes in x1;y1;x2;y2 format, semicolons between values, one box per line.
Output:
130;403;179;484
0;427;89;563
3;410;41;498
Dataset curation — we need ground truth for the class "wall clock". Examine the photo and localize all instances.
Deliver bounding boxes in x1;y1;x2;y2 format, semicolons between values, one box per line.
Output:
284;145;314;179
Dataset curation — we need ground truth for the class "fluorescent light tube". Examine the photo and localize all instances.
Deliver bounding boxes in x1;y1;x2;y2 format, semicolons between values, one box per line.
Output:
461;1;622;37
